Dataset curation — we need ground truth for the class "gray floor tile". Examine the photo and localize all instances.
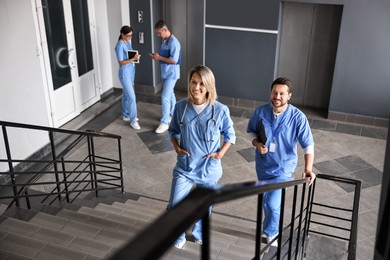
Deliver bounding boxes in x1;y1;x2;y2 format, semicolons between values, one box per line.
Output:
351;167;383;187
314;160;350;176
335;123;362;136
361;126;388;139
137;130;173;154
335;155;373;171
237;147;255;162
310;119;337;131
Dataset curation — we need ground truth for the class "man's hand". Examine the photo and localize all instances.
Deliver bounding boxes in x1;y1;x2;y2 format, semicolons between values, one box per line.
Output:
303;170;316;186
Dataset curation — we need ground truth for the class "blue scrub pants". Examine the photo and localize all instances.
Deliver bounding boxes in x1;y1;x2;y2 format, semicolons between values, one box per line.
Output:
120;76;137;124
167;172;214;244
160;78;177;125
263;188;282;237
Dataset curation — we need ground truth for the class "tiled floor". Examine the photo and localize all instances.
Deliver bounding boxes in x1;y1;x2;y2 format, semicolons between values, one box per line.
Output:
64;89;388;260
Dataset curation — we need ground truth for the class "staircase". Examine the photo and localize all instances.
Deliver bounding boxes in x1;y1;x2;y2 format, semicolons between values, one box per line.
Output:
0;190;266;259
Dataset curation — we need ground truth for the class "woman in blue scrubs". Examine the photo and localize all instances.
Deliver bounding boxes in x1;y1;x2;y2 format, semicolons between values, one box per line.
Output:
168;65;236;249
114;25;141;130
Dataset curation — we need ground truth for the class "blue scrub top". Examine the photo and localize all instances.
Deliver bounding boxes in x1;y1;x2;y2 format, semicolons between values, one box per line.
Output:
114;40;135;79
159;35;181;80
169;99;236;183
247;103;314;180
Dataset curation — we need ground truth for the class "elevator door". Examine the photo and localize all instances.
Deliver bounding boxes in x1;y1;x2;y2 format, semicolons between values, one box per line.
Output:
36;0;100;127
278;3;342;109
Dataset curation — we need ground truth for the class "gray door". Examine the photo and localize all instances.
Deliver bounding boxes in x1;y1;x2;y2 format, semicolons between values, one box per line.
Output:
278;2;343;110
164;0;204;90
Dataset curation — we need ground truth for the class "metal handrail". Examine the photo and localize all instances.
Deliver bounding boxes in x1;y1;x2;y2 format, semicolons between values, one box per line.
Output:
109;178;311;260
0;120;123;209
108;174;361;260
307;173;361;260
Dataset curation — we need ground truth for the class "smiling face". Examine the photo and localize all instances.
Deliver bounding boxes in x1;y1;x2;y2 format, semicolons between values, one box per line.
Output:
270;83;292;112
189;72;208;105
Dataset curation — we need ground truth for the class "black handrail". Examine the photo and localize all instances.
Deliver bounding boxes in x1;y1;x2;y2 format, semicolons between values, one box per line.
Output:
108;174;361;260
0;120;123;209
108;178;311;260
307;173;361;260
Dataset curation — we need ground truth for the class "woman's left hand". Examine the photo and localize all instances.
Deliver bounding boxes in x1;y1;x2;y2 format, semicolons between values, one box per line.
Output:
203;152;223;160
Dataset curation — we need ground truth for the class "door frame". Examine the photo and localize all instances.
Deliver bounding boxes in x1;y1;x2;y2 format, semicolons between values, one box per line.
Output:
34;0;101;127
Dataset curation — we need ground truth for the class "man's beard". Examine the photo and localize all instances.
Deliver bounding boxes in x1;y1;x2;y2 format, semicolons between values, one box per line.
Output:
272;99;287;108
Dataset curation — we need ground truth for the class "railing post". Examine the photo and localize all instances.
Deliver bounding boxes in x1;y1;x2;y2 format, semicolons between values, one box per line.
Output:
254;193;264;260
2;125;20;207
117;138;124;193
87;135;98;196
348;181;361;260
301;182;314;259
49;131;62;202
201;213;210;260
288;185;299;259
296;182;307;260
61;157;70;203
277;188;286;259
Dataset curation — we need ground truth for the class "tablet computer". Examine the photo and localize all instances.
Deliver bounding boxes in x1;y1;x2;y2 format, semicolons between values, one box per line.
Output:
127;50;139;64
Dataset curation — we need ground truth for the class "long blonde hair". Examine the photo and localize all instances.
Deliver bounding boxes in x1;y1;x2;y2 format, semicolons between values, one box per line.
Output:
187;65;217;105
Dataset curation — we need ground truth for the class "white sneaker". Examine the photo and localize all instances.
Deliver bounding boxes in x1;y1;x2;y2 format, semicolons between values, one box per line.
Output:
266;234;278;247
194;240;202;245
123;116;138;122
130;121;141;130
155;123;169;134
174;239;186;249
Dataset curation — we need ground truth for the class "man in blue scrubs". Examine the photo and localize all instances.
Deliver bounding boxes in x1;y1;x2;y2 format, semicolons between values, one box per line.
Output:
247;77;316;247
151;20;181;134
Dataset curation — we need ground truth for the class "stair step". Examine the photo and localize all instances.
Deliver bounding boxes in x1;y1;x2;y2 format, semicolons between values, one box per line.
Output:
133;196;167;209
0;233;47;258
31;226;75;247
180;240;221;258
35;243;92;260
93;228;136;248
78;205;110;218
67;236;113;259
76;205;150;231
161;247;200;260
61;219;101;239
0;215;117;258
57;209;121;230
225;242;258;259
1;206;37;221
0;218;40;237
112;201;165;216
0;248;35;259
30;212;69;231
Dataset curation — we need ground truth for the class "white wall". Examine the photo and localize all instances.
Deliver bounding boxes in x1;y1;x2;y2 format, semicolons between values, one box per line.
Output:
0;0;51;172
95;0;115;94
107;0;124;90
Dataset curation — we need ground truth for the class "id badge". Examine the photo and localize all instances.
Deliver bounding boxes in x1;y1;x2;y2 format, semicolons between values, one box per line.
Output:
269;142;276;153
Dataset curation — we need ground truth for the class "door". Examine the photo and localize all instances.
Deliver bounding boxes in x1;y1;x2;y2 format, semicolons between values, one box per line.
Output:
278;3;342;110
36;0;100;127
